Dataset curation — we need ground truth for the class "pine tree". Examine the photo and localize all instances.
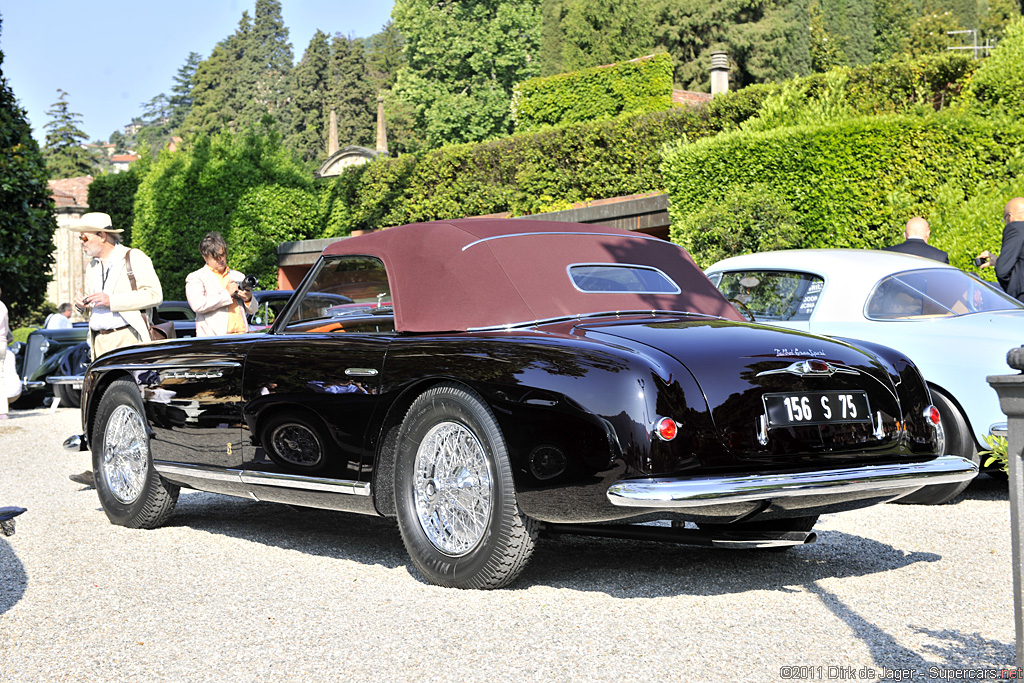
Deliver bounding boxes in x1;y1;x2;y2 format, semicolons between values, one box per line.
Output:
240;0;294;127
183;43;238;136
329;34;376;149
286;30;332;163
42;89;95;179
559;0;656;70
168;52;202;131
365;20;406;93
0;17;58;321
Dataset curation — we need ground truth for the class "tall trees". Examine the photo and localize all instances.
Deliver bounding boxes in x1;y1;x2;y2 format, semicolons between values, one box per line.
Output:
0;17;58;321
558;0;656;70
184;1;293;138
286;30;332;163
391;0;542;149
168;52;202;131
42;89;95;179
328;34;376;149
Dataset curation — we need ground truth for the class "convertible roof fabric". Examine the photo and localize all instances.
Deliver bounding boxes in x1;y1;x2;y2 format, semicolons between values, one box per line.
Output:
323;219;744;333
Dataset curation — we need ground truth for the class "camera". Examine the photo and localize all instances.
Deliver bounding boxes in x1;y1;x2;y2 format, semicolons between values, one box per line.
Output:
974;256;987;267
236;274;259;291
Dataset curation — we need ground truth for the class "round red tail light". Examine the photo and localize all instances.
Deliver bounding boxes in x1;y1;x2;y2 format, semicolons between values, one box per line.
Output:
655;417;678;441
924;405;941;426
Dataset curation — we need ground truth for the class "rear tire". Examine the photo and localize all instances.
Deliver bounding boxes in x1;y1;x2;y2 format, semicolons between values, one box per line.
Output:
92;378;178;528
895;389;978;505
394;383;537;589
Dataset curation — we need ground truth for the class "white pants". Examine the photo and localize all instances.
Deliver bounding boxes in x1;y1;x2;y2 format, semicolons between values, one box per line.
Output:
0;342;7;416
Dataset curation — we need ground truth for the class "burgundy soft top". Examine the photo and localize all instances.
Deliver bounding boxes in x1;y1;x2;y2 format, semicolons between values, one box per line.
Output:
322;218;743;333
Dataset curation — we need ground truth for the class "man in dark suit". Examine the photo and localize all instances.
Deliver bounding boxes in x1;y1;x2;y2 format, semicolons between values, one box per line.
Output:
883;217;949;263
978;197;1024;301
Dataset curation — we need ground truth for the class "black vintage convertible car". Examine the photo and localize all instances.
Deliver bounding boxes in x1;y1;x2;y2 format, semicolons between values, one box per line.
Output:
66;219;977;589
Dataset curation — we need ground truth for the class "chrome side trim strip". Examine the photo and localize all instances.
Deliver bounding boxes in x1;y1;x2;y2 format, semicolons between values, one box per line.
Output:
461;231;667;251
606;455;978;508
466;310;718;333
95;361;242;372
155;462;241;483
239;470;371;496
153;462;371;496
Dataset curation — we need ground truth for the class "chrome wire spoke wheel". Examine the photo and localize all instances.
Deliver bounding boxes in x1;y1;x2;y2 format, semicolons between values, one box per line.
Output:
102;404;150;504
413;421;493;556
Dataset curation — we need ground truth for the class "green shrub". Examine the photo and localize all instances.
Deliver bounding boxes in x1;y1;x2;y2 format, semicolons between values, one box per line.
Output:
228;185;321;288
87;160;149;246
963;16;1024;117
981;434;1008;474
673;186;802;267
511;53;674;132
663;113;1024;268
132;127;315;300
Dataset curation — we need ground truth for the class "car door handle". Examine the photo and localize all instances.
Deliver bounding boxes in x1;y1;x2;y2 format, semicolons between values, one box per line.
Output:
345;368;378;377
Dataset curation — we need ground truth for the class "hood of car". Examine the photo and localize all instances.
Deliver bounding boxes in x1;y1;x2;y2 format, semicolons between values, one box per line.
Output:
576;318;908;459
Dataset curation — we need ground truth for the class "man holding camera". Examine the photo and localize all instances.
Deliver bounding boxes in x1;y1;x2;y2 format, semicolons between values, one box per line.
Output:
185;231;258;337
977;197;1024;301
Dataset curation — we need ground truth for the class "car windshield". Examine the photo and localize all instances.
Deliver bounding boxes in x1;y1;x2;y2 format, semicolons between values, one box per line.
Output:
710;270;824;322
282;256;393;333
866;268;1024;319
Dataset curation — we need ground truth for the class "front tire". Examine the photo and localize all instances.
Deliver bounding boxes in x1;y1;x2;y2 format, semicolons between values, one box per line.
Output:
55;383;81;408
896;389;979;505
394;383;537;589
92;378;178;528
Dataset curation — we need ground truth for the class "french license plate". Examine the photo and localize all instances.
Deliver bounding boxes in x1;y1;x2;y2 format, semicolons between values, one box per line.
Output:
762;390;871;427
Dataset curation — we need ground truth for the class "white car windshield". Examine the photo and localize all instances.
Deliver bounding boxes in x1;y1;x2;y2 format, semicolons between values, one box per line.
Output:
866;269;1024;319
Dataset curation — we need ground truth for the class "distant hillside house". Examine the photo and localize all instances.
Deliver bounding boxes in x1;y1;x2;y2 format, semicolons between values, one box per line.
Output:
111;153;139;173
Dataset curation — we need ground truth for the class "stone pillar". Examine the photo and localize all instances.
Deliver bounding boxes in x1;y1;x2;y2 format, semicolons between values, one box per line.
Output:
710;51;730;96
376;95;388;154
328;109;338;157
988;345;1024;667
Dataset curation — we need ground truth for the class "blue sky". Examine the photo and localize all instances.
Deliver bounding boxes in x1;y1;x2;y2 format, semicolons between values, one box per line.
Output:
1;1;395;143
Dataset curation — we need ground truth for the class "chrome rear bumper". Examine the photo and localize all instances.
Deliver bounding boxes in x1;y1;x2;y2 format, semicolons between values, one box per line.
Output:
606;455;978;508
47;375;83;388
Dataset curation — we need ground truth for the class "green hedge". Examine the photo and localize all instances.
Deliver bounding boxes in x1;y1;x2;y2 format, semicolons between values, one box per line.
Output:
511;53;674;133
87;163;146;246
132;129;316;300
663;113;1024;269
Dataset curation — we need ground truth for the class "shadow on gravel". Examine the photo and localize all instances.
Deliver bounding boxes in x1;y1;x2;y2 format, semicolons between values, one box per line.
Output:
159;491;944;596
807;581;1014;672
520;528;942;597
166;492;409;570
956;473;1009;503
0;538;28;615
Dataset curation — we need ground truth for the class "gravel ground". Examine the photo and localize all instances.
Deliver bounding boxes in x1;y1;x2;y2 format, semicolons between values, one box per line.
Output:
0;405;1016;682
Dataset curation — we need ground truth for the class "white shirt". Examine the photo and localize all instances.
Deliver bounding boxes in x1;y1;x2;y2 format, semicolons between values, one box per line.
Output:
89;259;130;331
45;313;73;329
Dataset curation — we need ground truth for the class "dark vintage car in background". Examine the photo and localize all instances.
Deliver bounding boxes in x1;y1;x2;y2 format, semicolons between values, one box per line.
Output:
13;292;296;408
12;301;196;408
66;220;977;589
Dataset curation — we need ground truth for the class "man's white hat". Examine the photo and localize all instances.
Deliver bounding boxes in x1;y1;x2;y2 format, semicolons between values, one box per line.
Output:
68;212;123;233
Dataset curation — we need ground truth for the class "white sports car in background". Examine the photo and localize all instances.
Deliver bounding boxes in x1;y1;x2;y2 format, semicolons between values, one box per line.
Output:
706;249;1020;504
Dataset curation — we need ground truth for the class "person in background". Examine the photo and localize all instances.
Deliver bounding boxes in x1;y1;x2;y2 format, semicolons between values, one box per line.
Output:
882;217;949;263
0;285;10;421
978;197;1024;301
44;303;74;329
67;212;163;487
185;231;257;337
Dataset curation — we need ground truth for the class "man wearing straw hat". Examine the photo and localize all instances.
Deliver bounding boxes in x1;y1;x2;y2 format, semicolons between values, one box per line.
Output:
66;212;162;487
